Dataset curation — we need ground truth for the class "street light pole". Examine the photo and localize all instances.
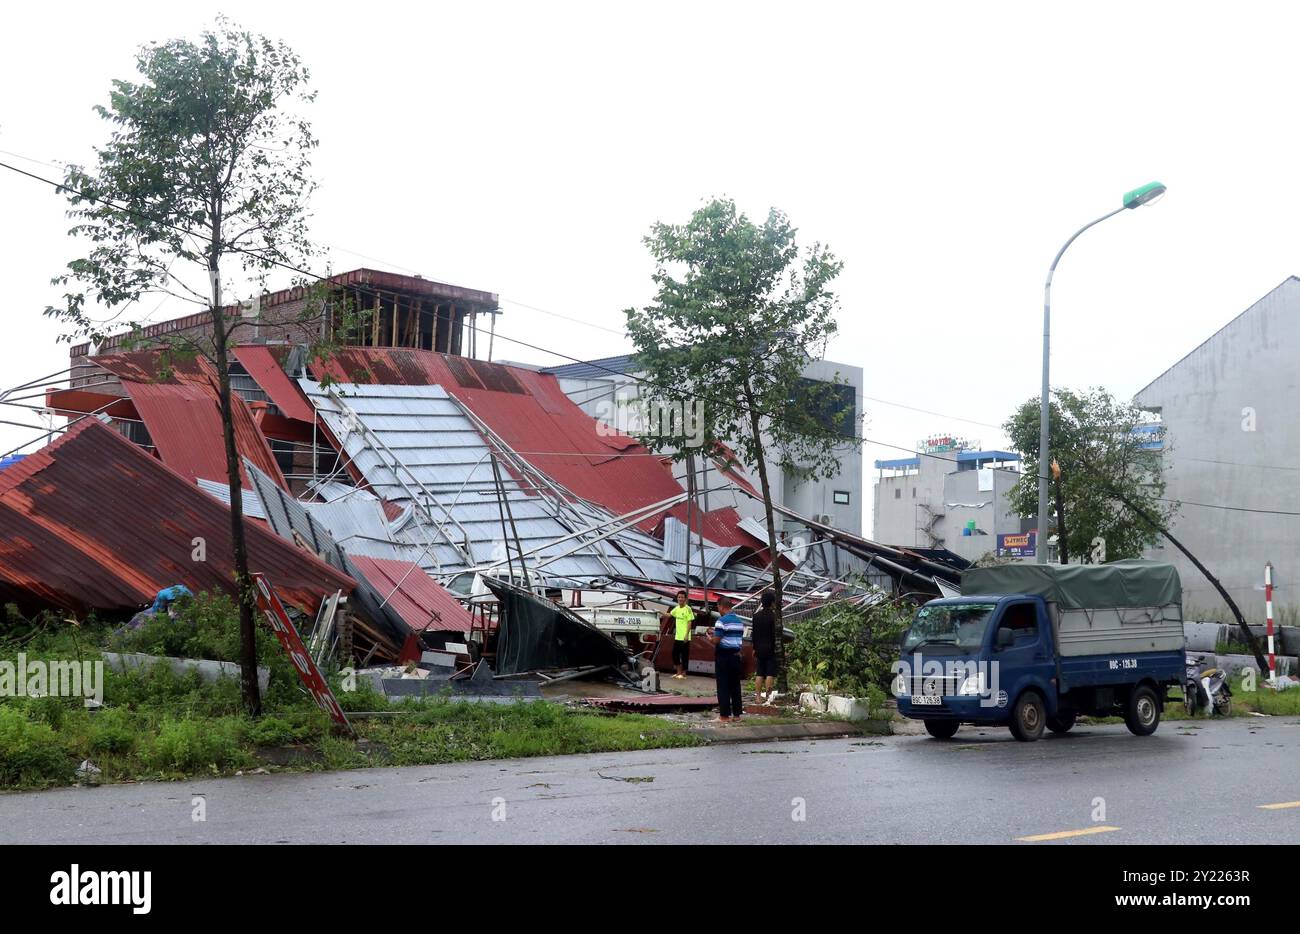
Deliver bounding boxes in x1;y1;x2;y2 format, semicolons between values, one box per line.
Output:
1037;182;1166;564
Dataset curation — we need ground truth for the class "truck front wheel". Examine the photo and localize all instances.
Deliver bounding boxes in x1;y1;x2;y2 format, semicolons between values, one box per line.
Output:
924;719;960;740
1008;691;1045;742
1125;686;1161;736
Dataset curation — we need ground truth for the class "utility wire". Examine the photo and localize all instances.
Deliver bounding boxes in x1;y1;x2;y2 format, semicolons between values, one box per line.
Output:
0;151;1004;434
6;156;1291;520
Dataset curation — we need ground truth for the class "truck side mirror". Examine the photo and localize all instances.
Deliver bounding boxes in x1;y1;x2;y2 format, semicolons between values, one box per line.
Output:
995;628;1015;650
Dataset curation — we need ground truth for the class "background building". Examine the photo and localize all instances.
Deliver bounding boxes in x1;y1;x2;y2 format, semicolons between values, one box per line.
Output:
1134;277;1300;620
541;354;865;536
872;436;1026;562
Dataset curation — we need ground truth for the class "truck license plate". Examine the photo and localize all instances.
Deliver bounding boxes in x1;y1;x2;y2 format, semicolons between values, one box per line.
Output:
912;695;942;706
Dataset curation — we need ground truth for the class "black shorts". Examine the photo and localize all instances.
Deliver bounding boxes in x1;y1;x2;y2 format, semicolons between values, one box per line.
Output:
754;654;777;678
672;640;691;669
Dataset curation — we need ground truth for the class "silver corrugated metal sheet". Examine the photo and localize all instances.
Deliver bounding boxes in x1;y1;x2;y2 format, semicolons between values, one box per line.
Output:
297;380;689;589
301;381;509;499
388;490;617;585
244;461;412;646
661;517;741;585
737;515;771;544
196;478;268;520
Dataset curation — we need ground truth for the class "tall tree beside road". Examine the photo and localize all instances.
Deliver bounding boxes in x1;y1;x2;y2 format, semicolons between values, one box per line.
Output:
45;19;337;715
1005;387;1175;563
626;198;849;690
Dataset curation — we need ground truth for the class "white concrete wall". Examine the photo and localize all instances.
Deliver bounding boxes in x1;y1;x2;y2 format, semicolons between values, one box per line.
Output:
938;465;1024;562
871;453;1023;557
1135;277;1300;621
871;454;950;547
554;359;865;535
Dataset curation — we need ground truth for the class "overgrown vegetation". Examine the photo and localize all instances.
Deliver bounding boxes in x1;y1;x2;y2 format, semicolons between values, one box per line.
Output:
1214;640;1254;657
787;599;911;707
1167;676;1300;719
0;594;700;790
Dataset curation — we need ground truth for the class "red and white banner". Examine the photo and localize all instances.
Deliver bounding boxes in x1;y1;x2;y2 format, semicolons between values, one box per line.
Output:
252;573;355;737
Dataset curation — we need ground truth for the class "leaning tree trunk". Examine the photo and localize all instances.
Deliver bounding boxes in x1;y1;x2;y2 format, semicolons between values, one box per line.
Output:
209;241;262;716
747;405;787;692
1110;488;1270;678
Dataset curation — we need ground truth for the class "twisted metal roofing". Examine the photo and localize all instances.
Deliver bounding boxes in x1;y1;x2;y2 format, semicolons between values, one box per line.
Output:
0;420;351;614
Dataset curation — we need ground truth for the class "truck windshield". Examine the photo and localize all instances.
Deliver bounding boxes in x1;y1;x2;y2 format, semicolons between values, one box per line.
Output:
902;602;997;653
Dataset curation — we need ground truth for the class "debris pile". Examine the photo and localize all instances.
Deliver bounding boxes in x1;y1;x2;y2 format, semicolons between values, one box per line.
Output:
1;333;968;699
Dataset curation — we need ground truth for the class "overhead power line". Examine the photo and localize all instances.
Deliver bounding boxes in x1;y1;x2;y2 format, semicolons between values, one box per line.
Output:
5;156;1297;521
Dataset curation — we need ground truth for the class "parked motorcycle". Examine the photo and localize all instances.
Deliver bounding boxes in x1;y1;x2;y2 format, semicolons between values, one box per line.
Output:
1183;653;1232;717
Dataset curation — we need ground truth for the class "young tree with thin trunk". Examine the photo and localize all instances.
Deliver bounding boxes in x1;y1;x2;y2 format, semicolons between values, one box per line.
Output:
626;198;850;691
45;19;340;715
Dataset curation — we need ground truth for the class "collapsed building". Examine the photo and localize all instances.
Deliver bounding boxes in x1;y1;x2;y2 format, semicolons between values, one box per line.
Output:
1;268;965;678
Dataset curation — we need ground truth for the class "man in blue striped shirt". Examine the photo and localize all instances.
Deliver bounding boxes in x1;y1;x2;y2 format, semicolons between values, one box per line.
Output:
711;596;746;722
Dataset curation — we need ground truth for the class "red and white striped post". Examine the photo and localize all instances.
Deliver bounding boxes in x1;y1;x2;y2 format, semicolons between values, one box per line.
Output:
1264;562;1277;685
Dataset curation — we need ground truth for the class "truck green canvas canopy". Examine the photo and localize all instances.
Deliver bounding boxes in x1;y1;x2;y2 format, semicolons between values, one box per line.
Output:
961;560;1181;610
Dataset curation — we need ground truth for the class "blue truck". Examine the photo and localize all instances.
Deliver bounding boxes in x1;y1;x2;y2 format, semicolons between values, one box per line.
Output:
893;560;1185;741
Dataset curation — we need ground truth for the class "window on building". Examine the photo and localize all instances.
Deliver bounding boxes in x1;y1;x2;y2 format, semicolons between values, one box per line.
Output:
833;490;850;505
912;487;917;498
790;378;857;439
894;488;901;499
269;439;296;478
315;445;340;478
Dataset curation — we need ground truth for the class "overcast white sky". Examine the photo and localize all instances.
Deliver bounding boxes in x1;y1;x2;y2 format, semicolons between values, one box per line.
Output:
3;1;1298;536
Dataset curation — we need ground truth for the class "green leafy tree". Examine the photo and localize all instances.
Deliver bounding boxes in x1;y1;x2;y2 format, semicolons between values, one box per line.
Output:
625;198;850;689
788;599;910;701
44;19;344;715
1004;387;1175;563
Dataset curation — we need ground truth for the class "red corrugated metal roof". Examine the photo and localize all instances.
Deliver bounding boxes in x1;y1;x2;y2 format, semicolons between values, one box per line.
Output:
0;419;353;614
308;349;686;525
93;351;287;488
348;555;475;633
660;504;768;553
44;388;139;421
233;345;315;423
709;441;759;496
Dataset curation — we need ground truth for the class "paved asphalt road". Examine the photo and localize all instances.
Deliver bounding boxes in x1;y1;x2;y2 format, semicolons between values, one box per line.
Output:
2;717;1298;844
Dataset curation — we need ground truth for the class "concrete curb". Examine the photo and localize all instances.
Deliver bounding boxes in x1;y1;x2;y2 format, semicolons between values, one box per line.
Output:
691;719;891;744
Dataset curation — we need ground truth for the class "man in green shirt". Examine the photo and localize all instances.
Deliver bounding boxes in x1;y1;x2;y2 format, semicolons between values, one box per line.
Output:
667;590;696;680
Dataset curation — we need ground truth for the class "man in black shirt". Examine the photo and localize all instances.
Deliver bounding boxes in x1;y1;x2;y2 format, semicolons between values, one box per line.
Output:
750;591;778;703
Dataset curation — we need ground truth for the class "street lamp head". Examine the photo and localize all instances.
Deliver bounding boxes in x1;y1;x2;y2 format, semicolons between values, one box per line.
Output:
1123;181;1167;209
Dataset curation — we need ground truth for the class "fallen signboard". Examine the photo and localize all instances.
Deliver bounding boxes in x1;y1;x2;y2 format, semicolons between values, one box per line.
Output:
252;573;356;738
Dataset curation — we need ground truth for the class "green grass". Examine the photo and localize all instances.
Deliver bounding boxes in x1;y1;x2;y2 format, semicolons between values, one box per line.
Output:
0;690;702;790
1230;678;1300;716
1165;677;1300;720
361;701;700;766
1026;678;1300;729
0;600;705;789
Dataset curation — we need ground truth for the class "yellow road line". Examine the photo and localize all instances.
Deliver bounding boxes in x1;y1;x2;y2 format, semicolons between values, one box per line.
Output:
1258;801;1300;810
1016;825;1121;842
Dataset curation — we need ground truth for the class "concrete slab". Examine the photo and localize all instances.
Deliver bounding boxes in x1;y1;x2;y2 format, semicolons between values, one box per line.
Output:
102;652;270;694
